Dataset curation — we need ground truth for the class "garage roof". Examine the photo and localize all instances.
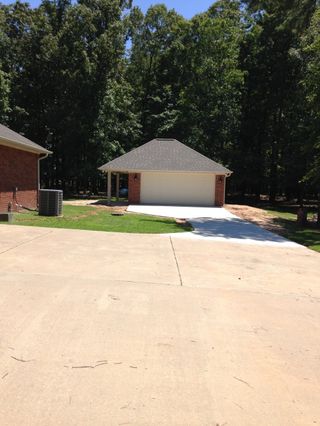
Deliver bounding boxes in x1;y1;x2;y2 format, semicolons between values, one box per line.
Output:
0;124;51;154
99;138;232;174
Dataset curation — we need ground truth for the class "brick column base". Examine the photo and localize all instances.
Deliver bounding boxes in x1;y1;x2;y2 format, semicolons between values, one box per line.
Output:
128;173;141;204
215;175;226;207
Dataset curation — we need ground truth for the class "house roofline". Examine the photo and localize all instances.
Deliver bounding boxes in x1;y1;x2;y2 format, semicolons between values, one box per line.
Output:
99;167;232;175
0;137;52;155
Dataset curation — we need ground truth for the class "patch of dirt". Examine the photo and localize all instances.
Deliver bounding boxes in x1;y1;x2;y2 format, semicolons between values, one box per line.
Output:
225;204;286;235
69;209;99;220
63;199;128;214
63;199;101;206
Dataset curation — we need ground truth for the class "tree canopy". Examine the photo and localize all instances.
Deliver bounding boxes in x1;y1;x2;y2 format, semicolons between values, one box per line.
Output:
0;0;319;199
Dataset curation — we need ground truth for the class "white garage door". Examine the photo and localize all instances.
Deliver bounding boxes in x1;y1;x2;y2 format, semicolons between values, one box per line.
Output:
140;172;215;206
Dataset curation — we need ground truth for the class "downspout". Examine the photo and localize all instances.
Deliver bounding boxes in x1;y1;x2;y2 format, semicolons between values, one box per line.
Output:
38;153;49;205
225;172;233;205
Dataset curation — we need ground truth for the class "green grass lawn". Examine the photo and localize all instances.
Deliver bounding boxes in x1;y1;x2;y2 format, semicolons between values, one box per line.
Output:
265;207;320;252
3;205;192;234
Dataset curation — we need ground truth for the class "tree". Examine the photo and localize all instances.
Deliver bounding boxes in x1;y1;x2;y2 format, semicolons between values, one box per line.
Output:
301;6;320;187
237;0;317;200
1;0;319;200
127;4;188;141
128;0;244;170
0;0;132;191
179;0;244;163
92;76;141;166
0;69;10;122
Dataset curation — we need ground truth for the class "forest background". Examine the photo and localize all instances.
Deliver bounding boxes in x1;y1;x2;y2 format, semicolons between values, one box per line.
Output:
1;0;320;201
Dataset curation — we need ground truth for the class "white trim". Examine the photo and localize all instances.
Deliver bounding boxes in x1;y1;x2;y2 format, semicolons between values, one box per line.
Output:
99;168;232;176
0;137;51;155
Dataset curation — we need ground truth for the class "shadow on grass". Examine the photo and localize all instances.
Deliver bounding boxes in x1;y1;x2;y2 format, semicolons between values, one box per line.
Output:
271;217;320;250
136;217;193;231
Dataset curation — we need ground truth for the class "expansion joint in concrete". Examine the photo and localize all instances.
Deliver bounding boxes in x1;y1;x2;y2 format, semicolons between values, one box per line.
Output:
170;236;183;286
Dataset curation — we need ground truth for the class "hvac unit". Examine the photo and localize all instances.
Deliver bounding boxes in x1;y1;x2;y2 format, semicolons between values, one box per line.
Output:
39;189;63;216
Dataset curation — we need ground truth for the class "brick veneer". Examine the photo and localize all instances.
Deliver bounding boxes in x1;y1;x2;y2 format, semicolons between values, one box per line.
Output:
215;175;226;207
0;144;39;212
128;173;141;204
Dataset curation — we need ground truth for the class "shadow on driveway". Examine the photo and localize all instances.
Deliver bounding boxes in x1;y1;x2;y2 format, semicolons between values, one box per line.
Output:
189;217;298;245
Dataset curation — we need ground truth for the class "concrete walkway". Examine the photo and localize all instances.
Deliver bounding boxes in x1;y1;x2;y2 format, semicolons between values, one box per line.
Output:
128;205;299;247
0;225;319;426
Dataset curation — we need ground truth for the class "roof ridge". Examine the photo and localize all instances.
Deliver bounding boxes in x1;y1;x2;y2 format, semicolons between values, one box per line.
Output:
99;138;231;174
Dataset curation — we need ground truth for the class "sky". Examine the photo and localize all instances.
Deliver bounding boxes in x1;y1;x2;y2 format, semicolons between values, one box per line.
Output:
1;0;216;18
132;0;215;19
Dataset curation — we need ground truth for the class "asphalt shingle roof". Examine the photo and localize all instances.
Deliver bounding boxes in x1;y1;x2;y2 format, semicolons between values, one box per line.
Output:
0;124;51;154
99;139;231;174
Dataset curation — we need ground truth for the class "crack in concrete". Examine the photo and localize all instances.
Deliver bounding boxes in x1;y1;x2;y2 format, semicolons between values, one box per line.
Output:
10;356;35;363
170;237;183;286
0;230;54;256
233;376;254;389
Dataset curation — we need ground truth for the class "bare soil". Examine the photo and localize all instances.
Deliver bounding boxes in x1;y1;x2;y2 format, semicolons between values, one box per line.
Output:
63;199;128;214
225;204;286;235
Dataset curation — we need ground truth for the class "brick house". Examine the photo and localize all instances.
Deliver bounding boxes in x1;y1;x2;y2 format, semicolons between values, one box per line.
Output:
99;138;232;206
0;124;51;212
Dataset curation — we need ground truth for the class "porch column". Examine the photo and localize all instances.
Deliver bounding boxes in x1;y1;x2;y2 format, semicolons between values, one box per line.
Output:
116;173;120;201
107;170;111;205
215;175;226;207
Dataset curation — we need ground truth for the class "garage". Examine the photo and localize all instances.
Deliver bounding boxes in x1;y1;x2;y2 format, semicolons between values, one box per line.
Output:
140;171;215;206
99;138;232;207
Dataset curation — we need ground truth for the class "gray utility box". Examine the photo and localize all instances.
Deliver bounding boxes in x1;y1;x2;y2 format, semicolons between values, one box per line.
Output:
39;189;63;216
0;212;14;223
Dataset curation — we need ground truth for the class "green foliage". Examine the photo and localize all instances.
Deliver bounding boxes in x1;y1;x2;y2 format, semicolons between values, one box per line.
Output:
265;207;320;252
0;0;319;199
10;204;191;234
237;0;319;199
301;7;320;185
180;0;244;160
92;76;142;164
0;68;10;121
127;0;244;165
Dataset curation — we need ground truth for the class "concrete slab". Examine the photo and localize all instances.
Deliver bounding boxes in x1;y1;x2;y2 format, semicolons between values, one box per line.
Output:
0;225;181;286
173;217;300;247
128;205;299;247
128;204;235;219
0;225;319;426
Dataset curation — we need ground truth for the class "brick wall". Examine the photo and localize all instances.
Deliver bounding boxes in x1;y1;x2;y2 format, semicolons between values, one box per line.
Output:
215;175;226;207
0;144;39;212
128;173;141;204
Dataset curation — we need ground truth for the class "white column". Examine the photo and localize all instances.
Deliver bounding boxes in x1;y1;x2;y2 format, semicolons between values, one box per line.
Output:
107;171;111;205
116;173;120;201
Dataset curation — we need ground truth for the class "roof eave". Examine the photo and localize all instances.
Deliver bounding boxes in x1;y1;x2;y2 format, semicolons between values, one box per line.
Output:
99;166;232;175
0;137;52;155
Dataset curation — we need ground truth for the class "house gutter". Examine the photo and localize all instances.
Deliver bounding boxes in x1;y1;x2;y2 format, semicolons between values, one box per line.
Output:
99;168;233;175
0;136;51;155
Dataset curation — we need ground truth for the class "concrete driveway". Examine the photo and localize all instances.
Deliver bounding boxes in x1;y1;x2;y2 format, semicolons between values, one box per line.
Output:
0;224;319;426
128;205;299;247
